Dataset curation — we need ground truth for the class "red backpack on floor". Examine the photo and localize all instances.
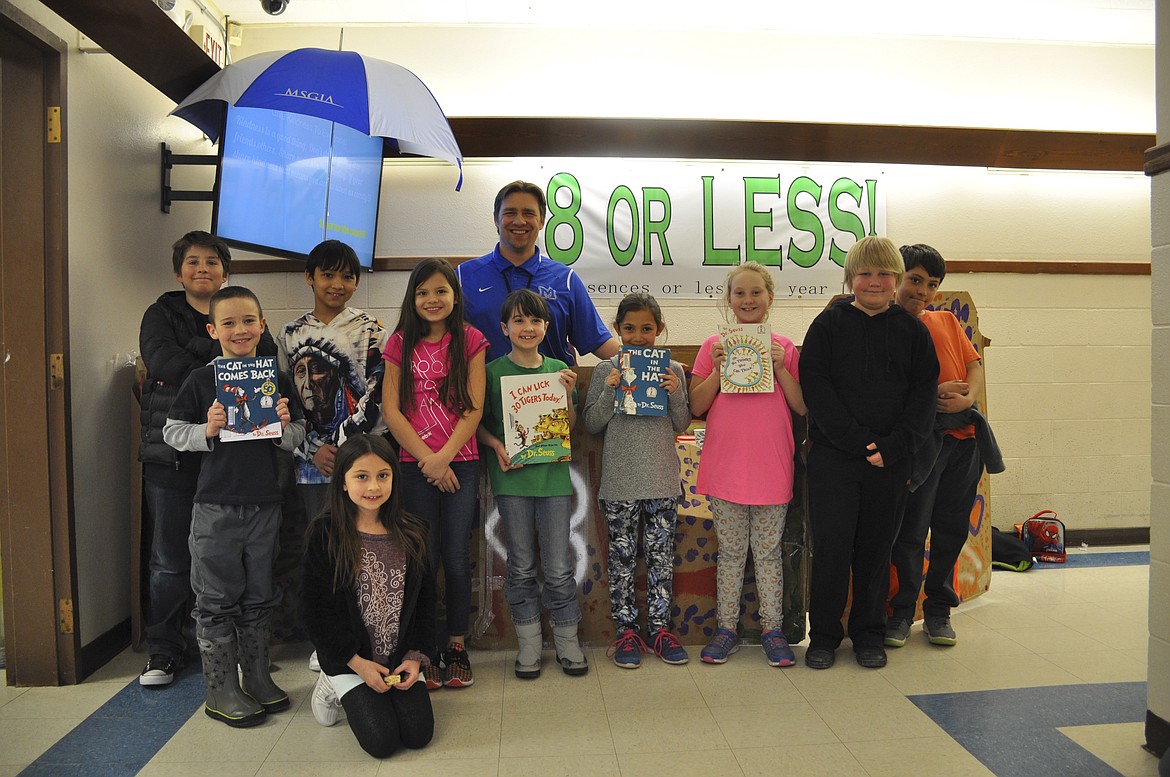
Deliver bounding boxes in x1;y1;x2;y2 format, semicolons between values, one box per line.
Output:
1019;510;1066;563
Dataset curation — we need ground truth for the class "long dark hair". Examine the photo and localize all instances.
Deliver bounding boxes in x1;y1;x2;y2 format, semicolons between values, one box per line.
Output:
394;258;476;416
308;434;428;592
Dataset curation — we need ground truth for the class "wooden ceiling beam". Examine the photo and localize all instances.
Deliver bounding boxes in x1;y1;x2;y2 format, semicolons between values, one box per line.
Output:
448;117;1152;172
39;0;217;103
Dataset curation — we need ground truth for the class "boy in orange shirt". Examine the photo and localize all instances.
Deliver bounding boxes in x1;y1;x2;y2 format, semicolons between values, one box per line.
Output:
885;244;987;648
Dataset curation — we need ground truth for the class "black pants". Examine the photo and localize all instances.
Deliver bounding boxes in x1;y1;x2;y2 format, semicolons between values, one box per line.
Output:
143;480;197;661
340;678;434;759
806;444;909;651
889;436;982;620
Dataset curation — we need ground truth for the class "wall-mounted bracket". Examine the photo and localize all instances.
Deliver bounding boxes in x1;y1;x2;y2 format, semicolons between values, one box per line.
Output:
160;142;217;213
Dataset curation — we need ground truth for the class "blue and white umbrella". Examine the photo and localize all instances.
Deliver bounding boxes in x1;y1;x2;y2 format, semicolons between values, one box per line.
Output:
171;48;463;189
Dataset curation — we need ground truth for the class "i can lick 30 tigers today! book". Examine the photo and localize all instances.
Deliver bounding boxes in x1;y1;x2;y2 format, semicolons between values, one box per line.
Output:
614;346;670;417
215;356;281;442
499;373;572;465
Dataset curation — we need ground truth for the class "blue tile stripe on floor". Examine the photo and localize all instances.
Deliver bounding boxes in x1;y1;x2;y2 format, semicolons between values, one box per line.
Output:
1033;551;1149;568
909;681;1147;777
18;664;205;777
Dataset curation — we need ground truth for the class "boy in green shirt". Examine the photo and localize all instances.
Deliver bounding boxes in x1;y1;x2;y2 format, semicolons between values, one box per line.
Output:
478;289;587;680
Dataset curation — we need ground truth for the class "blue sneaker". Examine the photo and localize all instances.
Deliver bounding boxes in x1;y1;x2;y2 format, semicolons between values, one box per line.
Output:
761;629;795;667
650;628;689;665
607;628;647;669
700;627;739;664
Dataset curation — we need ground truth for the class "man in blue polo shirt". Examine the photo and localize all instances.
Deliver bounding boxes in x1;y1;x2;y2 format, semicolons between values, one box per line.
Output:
457;180;619;365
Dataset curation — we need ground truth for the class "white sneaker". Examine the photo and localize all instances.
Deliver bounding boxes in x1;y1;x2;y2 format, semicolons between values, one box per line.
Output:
311;672;340;727
308;650;320;672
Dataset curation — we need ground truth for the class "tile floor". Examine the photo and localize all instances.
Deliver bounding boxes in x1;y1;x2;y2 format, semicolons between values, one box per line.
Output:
0;547;1160;777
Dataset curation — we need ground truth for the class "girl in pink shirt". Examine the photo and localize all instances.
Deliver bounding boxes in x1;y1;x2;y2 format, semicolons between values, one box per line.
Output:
688;262;807;667
382;258;488;689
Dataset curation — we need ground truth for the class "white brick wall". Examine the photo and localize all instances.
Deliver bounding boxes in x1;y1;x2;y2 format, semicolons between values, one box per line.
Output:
235;268;1153;535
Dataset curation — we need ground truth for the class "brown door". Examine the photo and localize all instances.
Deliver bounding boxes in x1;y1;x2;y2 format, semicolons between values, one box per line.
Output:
0;7;77;686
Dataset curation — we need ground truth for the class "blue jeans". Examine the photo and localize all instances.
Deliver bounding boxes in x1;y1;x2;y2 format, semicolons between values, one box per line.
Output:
495;494;581;627
143;480;197;661
399;459;480;638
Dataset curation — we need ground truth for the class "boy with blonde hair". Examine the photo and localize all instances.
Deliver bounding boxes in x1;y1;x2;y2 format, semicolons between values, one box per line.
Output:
799;236;939;670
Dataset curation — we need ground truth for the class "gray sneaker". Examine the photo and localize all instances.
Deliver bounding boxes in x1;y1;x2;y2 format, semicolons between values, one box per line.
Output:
884;618;912;648
923;616;957;646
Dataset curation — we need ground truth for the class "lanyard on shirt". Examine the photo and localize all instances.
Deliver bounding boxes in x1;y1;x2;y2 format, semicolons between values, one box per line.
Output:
501;265;534;294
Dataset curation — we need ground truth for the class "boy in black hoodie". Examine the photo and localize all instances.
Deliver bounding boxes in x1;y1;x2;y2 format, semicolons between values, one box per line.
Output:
138;232;278;688
138;231;234;688
799;236;939;670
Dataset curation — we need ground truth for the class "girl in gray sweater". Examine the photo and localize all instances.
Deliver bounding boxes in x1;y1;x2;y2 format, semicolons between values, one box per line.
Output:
583;294;692;669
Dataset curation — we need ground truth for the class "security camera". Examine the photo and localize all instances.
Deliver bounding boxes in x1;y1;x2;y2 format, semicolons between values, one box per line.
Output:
260;0;288;15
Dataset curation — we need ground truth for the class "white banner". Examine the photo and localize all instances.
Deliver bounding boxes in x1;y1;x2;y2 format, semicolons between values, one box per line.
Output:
498;160;886;300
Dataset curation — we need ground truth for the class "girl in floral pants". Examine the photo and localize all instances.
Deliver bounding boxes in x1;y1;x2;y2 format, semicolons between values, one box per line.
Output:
583;294;692;668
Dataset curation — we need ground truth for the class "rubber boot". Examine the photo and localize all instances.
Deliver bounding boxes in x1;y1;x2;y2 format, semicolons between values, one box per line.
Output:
237;625;290;713
198;635;266;728
552;623;589;676
514;621;543;679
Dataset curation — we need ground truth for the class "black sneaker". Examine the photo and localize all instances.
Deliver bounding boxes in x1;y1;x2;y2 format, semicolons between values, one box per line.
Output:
804;647;836;670
924;616;958;646
884;618;912;648
854;646;888;669
442;644;475;688
139;655;177;687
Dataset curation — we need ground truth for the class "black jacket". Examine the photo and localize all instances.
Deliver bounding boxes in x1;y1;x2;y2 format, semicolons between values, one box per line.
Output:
801;298;939;466
138;290;276;486
910;404;1006;491
301;520;437;677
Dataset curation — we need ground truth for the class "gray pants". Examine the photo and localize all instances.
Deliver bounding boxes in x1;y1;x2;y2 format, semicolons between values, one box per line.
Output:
189;502;282;639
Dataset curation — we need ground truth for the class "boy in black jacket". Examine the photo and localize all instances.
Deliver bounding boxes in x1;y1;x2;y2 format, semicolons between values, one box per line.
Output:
138;232;280;686
800;236;939;670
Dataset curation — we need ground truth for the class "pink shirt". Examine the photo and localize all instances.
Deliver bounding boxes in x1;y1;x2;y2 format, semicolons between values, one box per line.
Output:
692;331;800;505
383;324;489;462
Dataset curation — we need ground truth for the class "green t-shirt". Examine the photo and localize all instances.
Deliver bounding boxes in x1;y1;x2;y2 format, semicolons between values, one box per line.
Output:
483;354;577;497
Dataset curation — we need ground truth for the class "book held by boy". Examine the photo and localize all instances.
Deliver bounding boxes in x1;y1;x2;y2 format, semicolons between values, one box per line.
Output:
614;346;671;417
500;373;572;465
215;356;282;442
720;323;774;394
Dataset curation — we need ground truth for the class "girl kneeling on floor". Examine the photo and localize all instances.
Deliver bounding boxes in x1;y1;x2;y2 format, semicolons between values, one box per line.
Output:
302;433;436;759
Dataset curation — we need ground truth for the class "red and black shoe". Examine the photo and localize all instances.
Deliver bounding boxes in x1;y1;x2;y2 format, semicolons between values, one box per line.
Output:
441;643;474;688
423;661;443;690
